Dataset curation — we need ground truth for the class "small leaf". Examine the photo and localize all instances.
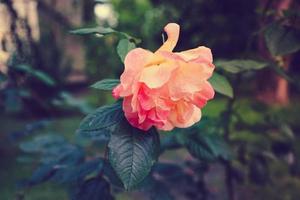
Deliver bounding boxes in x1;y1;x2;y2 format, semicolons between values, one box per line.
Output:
215;59;268;74
209;73;233;98
70;27;115;36
201;134;232;160
117;39;136;62
185;135;215;162
108;119;160;190
77;101;123;137
196;120;232;160
70;26;141;44
13;64;34;73
264;23;300;56
181;120;232;161
90;79;120;90
32;71;56;86
72;177;114;200
13;64;56;86
19;134;65;153
59;92;93;114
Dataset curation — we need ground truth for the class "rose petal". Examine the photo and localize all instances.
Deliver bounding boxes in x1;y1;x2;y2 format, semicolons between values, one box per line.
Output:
168;61;214;100
176;46;213;63
168;101;201;128
156;23;180;52
191;81;215;108
140;61;178;89
118;48;153;96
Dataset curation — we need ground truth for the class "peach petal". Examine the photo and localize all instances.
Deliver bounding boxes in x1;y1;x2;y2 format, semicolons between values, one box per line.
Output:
176;46;213;63
156;23;180;52
192;81;215;108
160;120;174;131
140;61;178;89
168;61;213;100
168;102;202;128
118;48;153;96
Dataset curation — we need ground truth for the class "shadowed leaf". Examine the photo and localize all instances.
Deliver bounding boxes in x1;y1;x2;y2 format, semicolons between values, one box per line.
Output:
209;72;233;98
108;119;160;190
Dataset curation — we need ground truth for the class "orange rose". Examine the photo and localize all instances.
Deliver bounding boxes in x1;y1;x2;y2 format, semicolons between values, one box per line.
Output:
113;23;215;131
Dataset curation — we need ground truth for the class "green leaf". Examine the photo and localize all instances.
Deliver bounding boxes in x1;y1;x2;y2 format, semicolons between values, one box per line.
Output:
209;73;233;98
32;71;56;86
77;101;123;137
184;135;215;161
13;64;56;86
108;119;160;190
201;134;232;160
70;26;141;44
215;59;268;74
90;79;120;90
59;92;93;114
19;134;65;153
72;177;114;200
178;120;231;161
184;133;231;161
117;39;136;62
264;23;300;56
70;27;115;36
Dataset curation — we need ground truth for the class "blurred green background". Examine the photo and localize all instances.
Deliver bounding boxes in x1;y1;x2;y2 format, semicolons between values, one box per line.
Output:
1;0;300;199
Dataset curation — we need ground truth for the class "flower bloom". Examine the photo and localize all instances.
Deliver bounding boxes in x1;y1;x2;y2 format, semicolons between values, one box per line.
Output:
113;23;215;131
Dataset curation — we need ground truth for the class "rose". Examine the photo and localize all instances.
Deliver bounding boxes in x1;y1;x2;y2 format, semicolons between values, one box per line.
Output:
113;23;215;131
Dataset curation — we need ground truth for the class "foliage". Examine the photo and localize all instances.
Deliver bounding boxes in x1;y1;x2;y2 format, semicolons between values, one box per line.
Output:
209;73;233;98
13;1;300;200
264;22;300;56
215;59;268;74
0;55;90;115
90;79;120;90
108;119;160;190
